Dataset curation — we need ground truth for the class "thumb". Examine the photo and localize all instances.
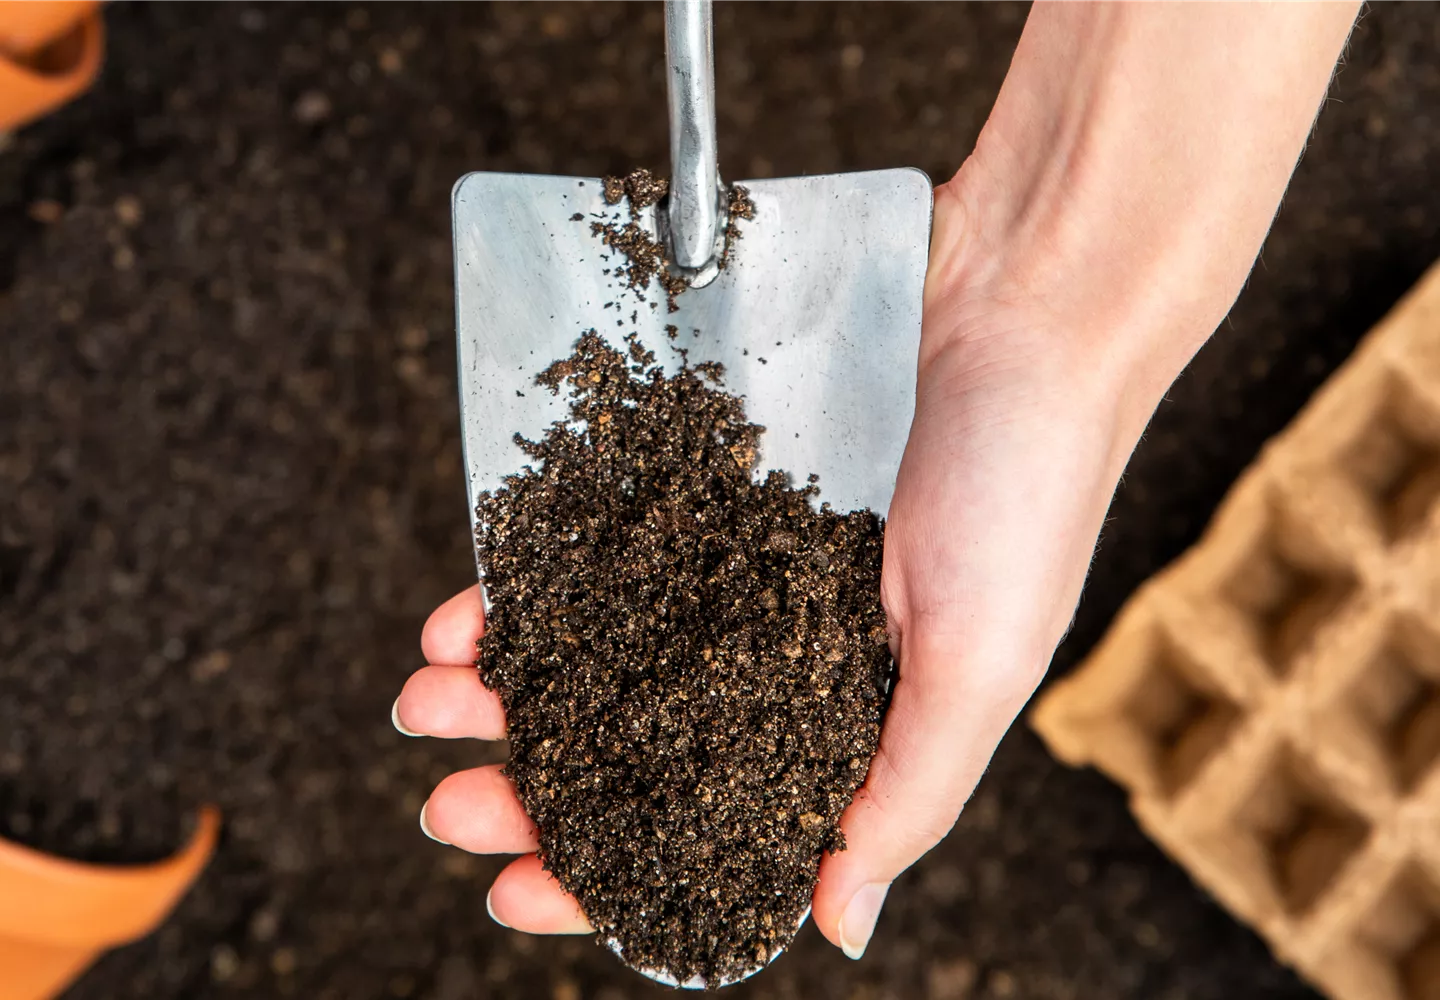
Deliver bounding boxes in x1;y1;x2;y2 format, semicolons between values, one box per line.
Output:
811;630;1044;959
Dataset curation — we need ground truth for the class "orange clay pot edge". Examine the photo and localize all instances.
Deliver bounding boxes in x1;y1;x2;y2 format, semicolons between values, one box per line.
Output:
0;806;220;950
0;935;98;1000
0;1;99;57
0;9;103;134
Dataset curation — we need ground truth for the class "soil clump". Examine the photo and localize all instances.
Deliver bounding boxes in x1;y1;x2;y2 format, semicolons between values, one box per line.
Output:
588;169;758;312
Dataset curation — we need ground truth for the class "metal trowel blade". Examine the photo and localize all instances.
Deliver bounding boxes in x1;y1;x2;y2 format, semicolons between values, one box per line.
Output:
454;168;932;555
451;169;930;981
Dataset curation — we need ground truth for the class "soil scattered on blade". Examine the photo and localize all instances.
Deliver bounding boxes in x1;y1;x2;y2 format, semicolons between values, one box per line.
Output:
720;183;756;268
603;167;669;216
474;332;892;986
587;169;756;313
590;214;689;311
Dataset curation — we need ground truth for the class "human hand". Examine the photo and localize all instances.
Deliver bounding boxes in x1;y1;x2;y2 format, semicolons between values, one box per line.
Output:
394;586;593;934
394;0;1357;954
387;179;1181;950
810;0;1360;956
807;182;1163;958
389;180;1160;948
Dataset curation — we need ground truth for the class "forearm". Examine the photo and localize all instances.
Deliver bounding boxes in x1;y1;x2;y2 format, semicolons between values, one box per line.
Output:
927;0;1360;438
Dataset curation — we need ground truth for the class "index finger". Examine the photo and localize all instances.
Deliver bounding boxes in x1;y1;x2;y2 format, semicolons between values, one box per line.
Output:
421;584;487;665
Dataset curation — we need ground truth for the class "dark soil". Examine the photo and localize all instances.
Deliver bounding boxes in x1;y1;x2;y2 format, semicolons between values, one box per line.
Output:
0;785;188;866
1;3;1437;999
589;210;689;310
589;168;754;311
602;166;668;214
719;184;757;269
476;333;889;986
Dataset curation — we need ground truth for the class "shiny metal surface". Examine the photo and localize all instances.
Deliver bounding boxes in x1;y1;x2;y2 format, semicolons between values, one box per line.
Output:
663;0;722;273
453;167;933;539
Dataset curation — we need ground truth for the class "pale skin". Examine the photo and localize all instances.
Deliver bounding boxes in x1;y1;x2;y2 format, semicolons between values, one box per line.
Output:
397;0;1362;962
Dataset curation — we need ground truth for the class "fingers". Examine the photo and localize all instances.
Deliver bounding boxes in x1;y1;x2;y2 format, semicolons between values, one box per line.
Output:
422;765;538;854
412;585;590;937
421;584;486;665
487;854;594;935
812;631;1042;960
398;586;501;738
395;665;506;740
421;767;593;935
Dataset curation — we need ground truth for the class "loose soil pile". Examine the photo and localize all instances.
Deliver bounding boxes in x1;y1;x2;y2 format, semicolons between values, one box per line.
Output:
474;331;892;985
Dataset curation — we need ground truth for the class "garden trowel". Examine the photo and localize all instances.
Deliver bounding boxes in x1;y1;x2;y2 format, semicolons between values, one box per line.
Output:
450;0;931;988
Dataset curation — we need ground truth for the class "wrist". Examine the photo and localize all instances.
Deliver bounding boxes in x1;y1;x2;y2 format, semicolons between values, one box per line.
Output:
917;0;1358;449
918;177;1216;464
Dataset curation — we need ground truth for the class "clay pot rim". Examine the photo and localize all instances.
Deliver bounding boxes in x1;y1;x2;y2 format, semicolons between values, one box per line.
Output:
0;1;100;58
6;13;95;81
0;806;220;949
0;6;102;132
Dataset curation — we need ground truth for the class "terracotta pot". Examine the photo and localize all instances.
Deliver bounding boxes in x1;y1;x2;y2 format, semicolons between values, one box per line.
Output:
0;806;219;1000
0;0;95;53
0;0;103;133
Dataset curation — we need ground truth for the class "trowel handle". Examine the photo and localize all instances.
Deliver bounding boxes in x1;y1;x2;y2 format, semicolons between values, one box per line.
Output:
664;0;722;272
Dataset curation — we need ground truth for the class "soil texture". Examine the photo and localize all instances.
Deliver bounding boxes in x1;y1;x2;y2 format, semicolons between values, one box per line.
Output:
589;168;754;311
476;333;889;985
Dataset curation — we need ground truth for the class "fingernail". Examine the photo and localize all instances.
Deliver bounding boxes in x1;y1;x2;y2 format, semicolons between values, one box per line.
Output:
419;801;450;845
485;886;512;929
838;882;890;960
392;698;422;737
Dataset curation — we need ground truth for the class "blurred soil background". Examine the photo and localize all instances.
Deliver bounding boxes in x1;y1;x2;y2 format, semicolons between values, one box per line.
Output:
1;2;1438;998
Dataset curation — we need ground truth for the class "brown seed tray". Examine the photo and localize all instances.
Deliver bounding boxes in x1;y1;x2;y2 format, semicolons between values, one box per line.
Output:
1032;261;1440;1000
